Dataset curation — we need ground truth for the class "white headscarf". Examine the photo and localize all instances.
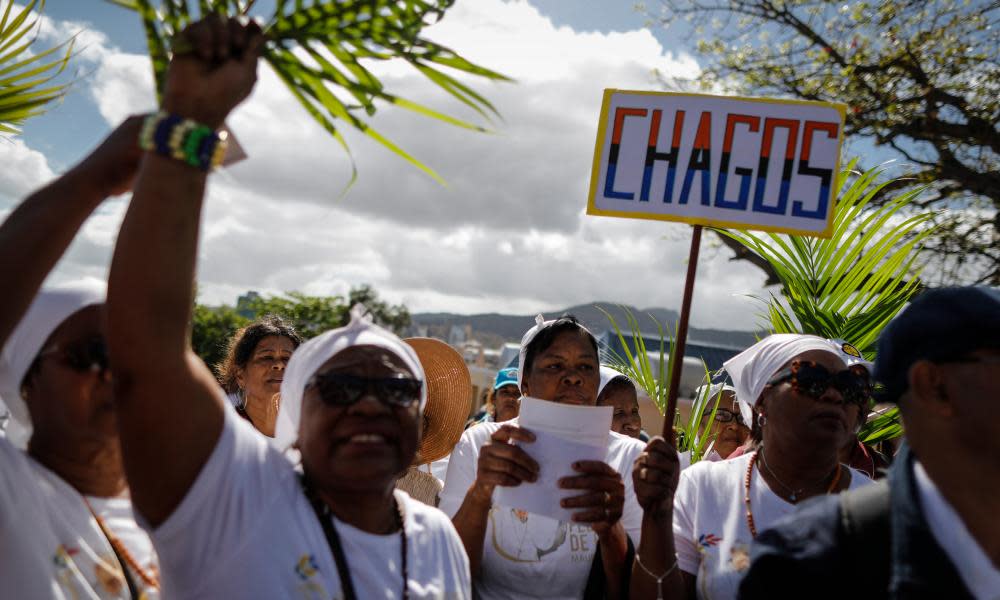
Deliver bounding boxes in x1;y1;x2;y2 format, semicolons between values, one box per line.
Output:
693;382;737;406
598;365;631;398
273;305;427;451
0;281;106;448
517;314;596;389
723;334;845;426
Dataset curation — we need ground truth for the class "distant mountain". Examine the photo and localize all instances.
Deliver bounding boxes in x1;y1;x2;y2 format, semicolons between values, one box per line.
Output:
411;302;760;349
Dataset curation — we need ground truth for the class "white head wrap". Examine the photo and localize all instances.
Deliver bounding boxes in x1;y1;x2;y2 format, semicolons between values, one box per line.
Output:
829;338;874;374
517;314;596;389
693;382;737;407
0;281;106;448
273;305;427;451
598;365;631;398
723;334;846;425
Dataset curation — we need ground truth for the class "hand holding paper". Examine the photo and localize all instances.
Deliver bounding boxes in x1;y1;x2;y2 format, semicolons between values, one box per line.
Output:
494;397;614;523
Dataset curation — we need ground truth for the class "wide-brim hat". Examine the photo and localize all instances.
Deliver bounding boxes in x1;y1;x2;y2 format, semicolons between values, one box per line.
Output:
405;338;472;465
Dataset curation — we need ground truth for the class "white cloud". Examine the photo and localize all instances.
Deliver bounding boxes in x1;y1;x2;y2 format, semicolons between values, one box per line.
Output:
0;138;55;203
33;0;771;331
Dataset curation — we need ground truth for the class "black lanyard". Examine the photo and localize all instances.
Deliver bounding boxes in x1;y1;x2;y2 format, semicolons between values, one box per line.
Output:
301;476;409;600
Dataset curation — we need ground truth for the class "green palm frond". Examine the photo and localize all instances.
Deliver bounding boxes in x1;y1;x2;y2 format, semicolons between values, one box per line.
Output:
109;0;510;186
0;0;75;135
598;305;674;415
677;365;721;462
717;159;936;358
599;305;721;463
718;159;938;443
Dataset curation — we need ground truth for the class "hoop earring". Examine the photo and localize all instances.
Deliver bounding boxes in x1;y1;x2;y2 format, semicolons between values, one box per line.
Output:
757;413;767;428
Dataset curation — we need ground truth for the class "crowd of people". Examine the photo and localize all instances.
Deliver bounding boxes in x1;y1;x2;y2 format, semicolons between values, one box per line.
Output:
0;16;997;600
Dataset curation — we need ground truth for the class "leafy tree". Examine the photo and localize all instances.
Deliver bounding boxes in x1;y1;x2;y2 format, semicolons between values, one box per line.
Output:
190;285;412;367
0;0;76;134
191;303;247;370
645;0;999;285
108;0;509;185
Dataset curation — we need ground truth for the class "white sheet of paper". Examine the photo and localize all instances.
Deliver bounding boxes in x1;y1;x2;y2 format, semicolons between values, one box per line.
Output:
494;397;612;522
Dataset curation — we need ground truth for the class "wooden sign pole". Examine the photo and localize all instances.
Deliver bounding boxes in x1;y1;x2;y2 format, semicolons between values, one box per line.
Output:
662;224;703;443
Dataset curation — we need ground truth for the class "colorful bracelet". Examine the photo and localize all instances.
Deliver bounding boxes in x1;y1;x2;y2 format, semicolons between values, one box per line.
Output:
138;111;229;171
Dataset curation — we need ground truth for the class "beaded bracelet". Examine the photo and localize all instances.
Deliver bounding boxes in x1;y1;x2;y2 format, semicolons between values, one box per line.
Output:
138;111;228;171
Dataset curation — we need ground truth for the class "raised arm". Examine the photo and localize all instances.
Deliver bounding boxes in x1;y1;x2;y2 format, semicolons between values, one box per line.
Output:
631;437;695;600
106;16;263;526
0;118;141;346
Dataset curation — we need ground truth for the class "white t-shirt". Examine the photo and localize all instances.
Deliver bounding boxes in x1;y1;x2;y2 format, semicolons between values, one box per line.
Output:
145;405;470;599
439;418;645;600
673;451;872;600
914;461;1000;599
0;437;159;600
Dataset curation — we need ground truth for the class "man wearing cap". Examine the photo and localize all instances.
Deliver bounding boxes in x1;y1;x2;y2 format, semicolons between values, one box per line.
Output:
740;287;1000;599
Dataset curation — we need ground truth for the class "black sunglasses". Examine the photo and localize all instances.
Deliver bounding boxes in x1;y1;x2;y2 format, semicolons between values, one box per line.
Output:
306;372;422;408
37;337;109;374
767;360;871;407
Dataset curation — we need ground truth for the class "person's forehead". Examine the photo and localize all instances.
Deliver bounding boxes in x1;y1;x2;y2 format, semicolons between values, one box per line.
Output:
254;335;295;353
539;329;597;357
497;383;520;393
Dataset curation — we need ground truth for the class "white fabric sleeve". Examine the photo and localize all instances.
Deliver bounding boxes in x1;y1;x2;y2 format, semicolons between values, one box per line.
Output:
672;468;701;576
431;505;473;597
438;428;482;518
148;405;294;595
619;444;643;547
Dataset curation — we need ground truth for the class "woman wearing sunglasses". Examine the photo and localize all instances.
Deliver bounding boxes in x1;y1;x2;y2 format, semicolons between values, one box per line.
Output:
103;18;469;599
628;334;875;600
0;102;160;597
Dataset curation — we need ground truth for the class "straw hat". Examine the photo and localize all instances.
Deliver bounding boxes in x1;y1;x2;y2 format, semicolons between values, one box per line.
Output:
404;338;473;465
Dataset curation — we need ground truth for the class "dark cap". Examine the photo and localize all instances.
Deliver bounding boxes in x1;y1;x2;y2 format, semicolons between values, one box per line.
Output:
875;287;1000;402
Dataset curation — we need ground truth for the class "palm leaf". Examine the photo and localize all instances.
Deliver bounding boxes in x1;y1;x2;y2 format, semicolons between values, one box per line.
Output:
717;161;938;444
0;0;75;135
109;0;510;185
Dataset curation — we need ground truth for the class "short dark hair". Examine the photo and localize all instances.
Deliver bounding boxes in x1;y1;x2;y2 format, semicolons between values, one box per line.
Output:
216;314;302;393
522;315;598;377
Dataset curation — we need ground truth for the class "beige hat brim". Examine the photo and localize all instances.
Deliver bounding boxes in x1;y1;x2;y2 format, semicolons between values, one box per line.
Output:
405;338;473;465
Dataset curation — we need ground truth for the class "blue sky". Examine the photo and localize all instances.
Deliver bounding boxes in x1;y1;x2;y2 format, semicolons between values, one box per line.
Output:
4;0;876;330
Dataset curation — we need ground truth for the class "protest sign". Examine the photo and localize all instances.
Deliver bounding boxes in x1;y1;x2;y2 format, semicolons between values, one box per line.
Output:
587;90;846;237
586;90;846;438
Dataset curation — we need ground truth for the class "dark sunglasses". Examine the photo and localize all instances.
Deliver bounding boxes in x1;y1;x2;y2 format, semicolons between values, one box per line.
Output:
703;407;744;424
306;372;422;408
37;337;109;374
767;360;871;407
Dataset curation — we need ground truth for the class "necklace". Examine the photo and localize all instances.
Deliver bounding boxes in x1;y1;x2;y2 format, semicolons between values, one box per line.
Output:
302;477;409;600
758;448;840;503
744;451;842;538
84;499;160;594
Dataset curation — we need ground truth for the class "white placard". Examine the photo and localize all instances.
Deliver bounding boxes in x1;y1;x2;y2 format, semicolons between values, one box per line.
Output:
493;397;612;522
587;90;846;237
